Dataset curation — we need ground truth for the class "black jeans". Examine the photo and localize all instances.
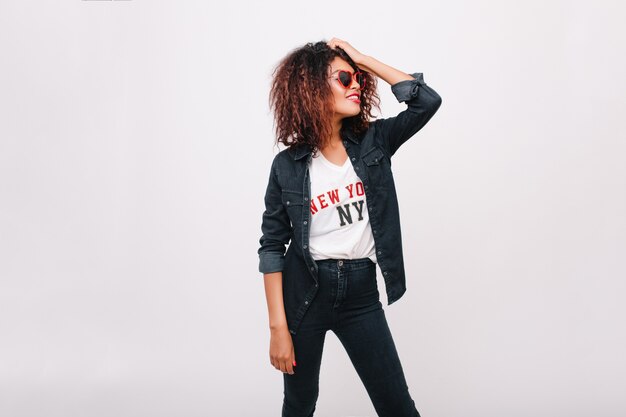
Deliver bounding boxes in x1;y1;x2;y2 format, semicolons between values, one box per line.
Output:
282;257;421;417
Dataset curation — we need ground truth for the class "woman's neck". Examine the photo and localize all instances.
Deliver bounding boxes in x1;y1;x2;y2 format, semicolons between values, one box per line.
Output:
321;120;343;151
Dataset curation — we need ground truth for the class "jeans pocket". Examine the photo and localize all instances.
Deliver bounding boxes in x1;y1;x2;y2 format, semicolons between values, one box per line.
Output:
346;263;379;306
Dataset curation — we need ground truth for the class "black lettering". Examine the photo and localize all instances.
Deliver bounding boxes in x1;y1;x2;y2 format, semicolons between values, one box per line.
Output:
352;200;364;221
337;204;353;226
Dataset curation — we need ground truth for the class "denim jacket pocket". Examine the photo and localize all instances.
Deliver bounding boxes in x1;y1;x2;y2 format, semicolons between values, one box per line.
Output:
281;190;305;247
282;190;305;223
362;146;386;166
361;146;390;188
282;190;304;207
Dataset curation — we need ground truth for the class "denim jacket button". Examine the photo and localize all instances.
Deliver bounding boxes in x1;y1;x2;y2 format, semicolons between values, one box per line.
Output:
303;220;307;225
304;301;309;305
286;201;290;205
377;250;382;255
303;244;307;249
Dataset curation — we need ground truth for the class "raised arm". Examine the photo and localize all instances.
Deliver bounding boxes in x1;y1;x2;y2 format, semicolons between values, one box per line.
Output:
357;55;442;157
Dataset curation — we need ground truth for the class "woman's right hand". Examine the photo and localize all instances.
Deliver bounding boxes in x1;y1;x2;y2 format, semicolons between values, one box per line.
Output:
269;325;296;375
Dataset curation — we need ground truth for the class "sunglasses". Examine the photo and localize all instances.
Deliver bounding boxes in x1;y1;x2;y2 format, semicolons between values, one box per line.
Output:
330;69;366;89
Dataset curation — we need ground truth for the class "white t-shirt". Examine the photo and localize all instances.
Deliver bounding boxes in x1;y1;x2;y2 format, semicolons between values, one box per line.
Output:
308;150;377;263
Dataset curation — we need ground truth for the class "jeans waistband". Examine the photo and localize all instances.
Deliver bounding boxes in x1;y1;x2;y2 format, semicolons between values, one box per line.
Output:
315;257;374;270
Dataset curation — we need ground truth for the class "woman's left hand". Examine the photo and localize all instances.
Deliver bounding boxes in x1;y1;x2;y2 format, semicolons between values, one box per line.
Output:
326;38;368;65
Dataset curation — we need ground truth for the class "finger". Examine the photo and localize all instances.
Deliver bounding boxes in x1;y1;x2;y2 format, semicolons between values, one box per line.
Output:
286;355;294;374
283;358;292;374
287;352;295;375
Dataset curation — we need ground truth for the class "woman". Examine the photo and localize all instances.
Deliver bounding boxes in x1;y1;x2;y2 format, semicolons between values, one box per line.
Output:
258;38;442;417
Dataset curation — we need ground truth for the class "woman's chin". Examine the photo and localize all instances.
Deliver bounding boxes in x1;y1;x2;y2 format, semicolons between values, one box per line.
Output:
341;109;361;118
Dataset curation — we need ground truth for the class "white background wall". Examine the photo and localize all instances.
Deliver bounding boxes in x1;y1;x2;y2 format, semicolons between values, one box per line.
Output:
1;1;624;416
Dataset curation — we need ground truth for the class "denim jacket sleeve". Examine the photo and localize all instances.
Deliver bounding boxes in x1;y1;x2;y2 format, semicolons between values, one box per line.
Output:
376;72;442;157
257;155;291;274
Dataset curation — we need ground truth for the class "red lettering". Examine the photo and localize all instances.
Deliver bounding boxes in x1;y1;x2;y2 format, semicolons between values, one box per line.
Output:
327;189;340;204
317;194;328;209
345;183;354;198
356;181;364;196
310;199;318;215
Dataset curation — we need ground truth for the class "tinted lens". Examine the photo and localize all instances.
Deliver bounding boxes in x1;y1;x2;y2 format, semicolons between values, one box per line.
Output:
337;70;366;88
338;71;352;87
356;72;365;88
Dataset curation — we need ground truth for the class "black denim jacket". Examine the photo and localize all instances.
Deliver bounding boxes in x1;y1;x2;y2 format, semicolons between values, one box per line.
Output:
258;72;442;335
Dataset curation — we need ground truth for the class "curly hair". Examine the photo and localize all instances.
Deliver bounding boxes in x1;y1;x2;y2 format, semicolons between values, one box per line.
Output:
268;40;381;156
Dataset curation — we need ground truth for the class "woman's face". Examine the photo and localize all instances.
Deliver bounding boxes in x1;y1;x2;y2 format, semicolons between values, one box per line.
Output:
327;57;362;119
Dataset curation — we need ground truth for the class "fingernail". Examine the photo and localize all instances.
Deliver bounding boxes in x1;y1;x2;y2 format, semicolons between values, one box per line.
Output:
293;360;297;366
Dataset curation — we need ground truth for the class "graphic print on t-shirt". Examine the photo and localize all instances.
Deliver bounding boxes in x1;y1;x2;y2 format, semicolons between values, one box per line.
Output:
308;150;377;263
310;180;366;227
